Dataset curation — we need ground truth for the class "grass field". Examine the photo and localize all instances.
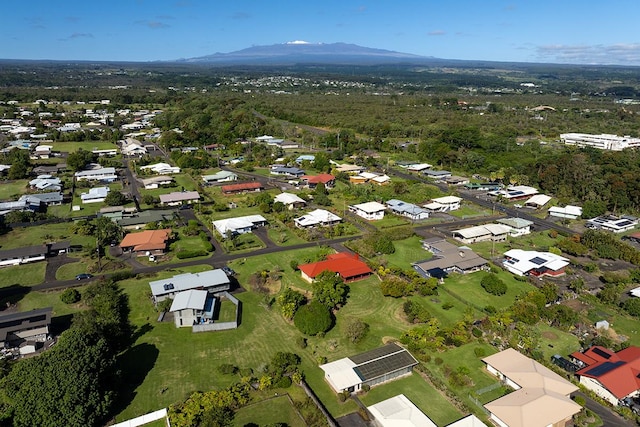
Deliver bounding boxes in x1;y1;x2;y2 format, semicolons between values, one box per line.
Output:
378;235;430;269
0;263;46;287
233;393;307;427
0;180;29;200
0;222;94;250
50;141;118;153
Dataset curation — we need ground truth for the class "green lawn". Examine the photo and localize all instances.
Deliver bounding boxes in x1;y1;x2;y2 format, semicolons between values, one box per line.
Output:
15;283;91;318
372;215;410;229
378;235;430;269
55;261;90;280
358;373;462;426
0;263;46;287
266;223;307;246
50;141;118;153
0;222;94;250
0;180;29;200
448;204;492;218
536;324;580;361
234;394;306;427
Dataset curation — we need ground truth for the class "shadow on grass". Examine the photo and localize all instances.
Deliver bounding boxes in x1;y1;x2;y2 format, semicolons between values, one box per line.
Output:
111;343;160;417
0;284;30;310
130;322;154;343
51;313;74;335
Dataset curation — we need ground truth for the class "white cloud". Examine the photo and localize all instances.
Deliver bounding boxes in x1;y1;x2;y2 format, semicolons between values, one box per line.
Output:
286;40;310;45
428;30;446;36
536;43;640;65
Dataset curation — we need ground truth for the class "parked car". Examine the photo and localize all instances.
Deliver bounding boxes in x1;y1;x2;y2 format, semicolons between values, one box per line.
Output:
221;266;236;276
76;273;93;280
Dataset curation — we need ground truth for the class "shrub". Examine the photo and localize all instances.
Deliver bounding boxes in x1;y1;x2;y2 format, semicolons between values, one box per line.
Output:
403;300;431;323
442;302;454;310
337;393;346;403
573;395;586;407
60;288;81;304
480;273;507;296
472;328;483;338
296;336;307;349
484;305;497;314
361;384;370;392
293;301;333;335
434;357;443;365
110;270;135;282
274;375;292;388
217;364;237;375
473;347;486;357
176;249;208;259
345;319;369;343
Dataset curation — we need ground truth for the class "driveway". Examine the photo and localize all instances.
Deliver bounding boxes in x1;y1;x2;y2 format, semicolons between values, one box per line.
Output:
573;392;635;426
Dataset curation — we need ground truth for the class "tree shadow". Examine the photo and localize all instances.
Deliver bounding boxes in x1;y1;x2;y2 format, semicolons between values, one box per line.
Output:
110;343;159;417
0;285;30;311
130;322;154;343
50;313;74;335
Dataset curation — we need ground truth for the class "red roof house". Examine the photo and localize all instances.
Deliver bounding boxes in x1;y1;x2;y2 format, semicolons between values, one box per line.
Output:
301;174;335;188
221;181;263;194
119;229;172;255
298;253;372;283
572;345;640;405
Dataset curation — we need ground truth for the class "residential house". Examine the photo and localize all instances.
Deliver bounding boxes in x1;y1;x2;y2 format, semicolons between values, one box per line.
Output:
503;249;569;277
422;169;452;180
33;144;52;159
334;163;365;175
298;252;372;283
488;185;539;201
586;215;637;233
301;174;335;189
169;290;216;328
349;201;386;220
120;138;147;156
0;307;52;348
274;193;306;209
270;166;306;178
571;345;640;406
80;186;110;204
548;205;582;220
149;269;231;303
424;196;462;212
320;343;418;394
212;215;267;237
294;209;342;228
349;171;390;185
406;163;432;172
140;175;174;189
412;238;488;279
202;171;238;184
496;217;534;237
29;175;62;192
367;394;437;427
117;209;176;230
386;199;429;221
159;191;200;206
295;154;315;164
18;192;64;206
443;175;470;186
464;182;503;192
482;348;581;427
119;229;171;256
74;166;118;182
452;224;511;244
140;162;181;175
524;194;552;209
221;182;263;195
0;200;39;215
92;149;118;157
0;242;69;267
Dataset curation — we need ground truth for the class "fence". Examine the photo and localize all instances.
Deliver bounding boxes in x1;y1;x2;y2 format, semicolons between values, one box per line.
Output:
192;291;241;333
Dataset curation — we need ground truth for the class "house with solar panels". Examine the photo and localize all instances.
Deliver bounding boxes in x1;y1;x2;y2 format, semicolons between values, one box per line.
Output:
319;342;418;394
586;215;638;233
571;345;640;406
503;249;569;277
149;269;230;303
385;199;429;221
488;185;538;201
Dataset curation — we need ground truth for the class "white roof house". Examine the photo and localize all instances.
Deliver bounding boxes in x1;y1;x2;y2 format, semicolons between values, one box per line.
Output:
586;215;637;233
294;209;342;228
149;269;230;302
496;218;534;236
406;163;432;171
170;289;208;313
74;166;117;182
503;249;569;277
349;201;386;220
446;415;488;427
80;186;110;203
140;162;181;175
524;194;552;208
367;394;437;427
489;185;538;200
202;171;237;183
424;196;462;212
386;199;429;221
453;224;511;244
548;205;582;219
274;192;307;208
120;138;147;156
159;191;200;206
140;176;174;189
213;215;267;237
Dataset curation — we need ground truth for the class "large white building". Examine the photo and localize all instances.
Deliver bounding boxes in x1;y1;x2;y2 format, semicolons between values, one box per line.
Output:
560;133;640;151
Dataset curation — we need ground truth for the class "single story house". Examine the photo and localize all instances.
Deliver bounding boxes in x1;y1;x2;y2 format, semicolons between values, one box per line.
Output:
548;205;582;220
116;209;176;230
140;175;174;189
0;242;69;267
274;192;306;209
424;196;462;212
334;163;365;175
202;171;238;184
405;163;432;172
320;343;418;394
74;166;118;182
422;169;452;180
443;175;470;186
120;138;147;156
349;172;390;186
119;229;171;256
169;290;216;328
149;269;231;303
412;238;488;279
367;394;437;427
18;192;64;206
140;162;181;175
295;154;315;163
586;215;637;233
488;185;538;201
92;149;118;157
446;415;488;427
298;252;372;283
482;348;581;427
159;191;200;206
80;186;110;204
0;307;52;348
524;194;552;209
221;182;263;194
503;249;569;277
496;217;534;236
301;174;335;189
464;182;502;191
452;224;511;244
270;166;305;178
349;201;386;220
212;214;267;237
571;345;640;406
386;199;429;221
29;175;62;192
294;209;342;228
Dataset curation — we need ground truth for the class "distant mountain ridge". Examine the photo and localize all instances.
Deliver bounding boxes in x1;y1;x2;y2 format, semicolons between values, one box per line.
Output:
180;42;434;65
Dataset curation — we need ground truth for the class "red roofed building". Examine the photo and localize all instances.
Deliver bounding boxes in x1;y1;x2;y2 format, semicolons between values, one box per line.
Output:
299;253;372;283
221;181;264;195
119;229;172;256
301;174;335;189
572;345;640;405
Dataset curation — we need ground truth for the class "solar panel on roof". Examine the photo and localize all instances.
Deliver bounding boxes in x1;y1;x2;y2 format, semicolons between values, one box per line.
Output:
592;347;612;359
163;283;174;291
509;191;525;196
584;361;625;377
530;256;547;265
616;220;633;227
354;351;417;381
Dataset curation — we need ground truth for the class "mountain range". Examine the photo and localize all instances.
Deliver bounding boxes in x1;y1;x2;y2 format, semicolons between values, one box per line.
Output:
179;42;435;65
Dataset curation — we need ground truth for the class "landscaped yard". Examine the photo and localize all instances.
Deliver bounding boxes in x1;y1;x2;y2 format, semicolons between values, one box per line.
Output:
0;222;93;250
50;140;118;153
377;234;430;269
0;179;29;200
0;263;46;287
233;393;307;427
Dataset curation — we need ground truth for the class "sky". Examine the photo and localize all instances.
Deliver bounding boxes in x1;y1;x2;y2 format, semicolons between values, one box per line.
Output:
4;0;640;65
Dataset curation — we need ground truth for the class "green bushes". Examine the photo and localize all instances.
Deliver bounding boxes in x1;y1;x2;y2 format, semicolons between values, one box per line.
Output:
293;301;333;335
60;288;81;304
403;300;431;323
176;249;208;259
480;273;507;296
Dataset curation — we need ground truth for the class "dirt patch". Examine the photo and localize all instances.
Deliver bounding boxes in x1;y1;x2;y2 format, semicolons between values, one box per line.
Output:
562;298;590;313
541;331;558;340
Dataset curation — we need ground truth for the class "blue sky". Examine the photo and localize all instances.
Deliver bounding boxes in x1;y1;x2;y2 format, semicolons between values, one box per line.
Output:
3;0;640;65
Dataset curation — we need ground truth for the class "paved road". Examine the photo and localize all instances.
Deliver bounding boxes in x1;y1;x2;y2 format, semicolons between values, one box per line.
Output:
573;392;636;426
